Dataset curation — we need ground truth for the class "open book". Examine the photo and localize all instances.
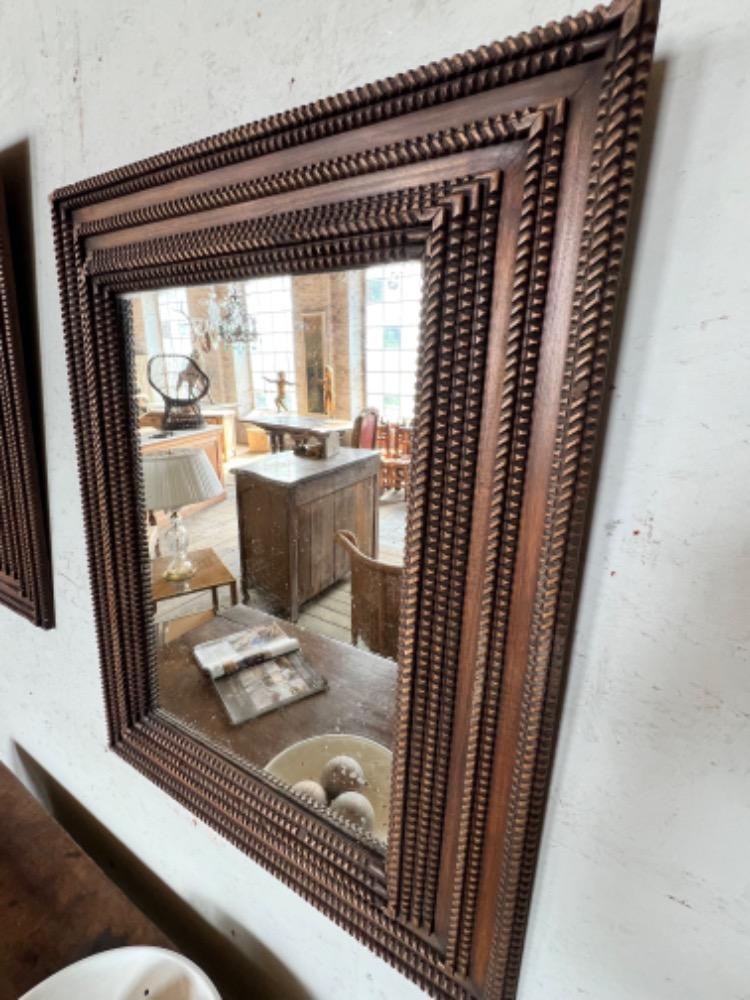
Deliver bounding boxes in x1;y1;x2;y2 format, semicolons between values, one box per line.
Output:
192;621;327;725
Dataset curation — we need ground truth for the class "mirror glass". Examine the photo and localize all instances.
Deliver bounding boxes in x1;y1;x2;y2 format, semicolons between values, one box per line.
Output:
119;261;422;846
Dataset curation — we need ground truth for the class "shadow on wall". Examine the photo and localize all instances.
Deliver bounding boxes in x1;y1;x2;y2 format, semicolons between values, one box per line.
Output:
13;745;314;1000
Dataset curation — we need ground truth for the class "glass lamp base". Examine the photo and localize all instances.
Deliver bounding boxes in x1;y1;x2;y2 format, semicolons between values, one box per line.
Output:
163;558;196;582
163;509;195;581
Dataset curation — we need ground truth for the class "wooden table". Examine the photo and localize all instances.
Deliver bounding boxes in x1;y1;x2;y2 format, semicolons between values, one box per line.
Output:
0;764;172;999
232;448;379;621
151;547;238;612
241;411;352;454
142;406;237;463
157;605;397;768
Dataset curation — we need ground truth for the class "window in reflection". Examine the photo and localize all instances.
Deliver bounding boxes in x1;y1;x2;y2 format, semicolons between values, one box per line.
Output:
245;276;297;412
157;287;193;354
364;261;422;423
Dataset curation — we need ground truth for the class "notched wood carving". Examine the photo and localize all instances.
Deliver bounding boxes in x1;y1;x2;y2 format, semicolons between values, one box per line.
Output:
0;185;53;628
51;2;658;996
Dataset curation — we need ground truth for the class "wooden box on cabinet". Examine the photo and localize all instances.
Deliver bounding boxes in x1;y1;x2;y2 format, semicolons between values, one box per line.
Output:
233;448;379;620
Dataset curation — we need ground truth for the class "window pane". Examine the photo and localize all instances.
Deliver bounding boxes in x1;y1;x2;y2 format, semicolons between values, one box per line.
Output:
366;303;384;326
402;300;421;325
243;276;295;411
367;350;385;373
400;396;415;421
383;327;401;350
382;394;400;421
366;326;382;350
367;277;385;303
403;274;422;300
364;260;423;418
402;327;419;351
401;349;418;372
400;372;415;395
384;302;403;325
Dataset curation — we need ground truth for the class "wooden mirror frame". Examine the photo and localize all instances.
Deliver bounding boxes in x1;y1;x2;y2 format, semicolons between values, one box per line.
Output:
51;2;658;996
0;183;53;628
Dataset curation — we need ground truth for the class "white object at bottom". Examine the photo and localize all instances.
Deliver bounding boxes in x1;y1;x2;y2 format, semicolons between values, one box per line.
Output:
19;946;221;1000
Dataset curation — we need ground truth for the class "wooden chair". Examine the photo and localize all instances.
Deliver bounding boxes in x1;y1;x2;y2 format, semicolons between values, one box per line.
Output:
376;420;412;494
335;529;402;661
351;407;379;450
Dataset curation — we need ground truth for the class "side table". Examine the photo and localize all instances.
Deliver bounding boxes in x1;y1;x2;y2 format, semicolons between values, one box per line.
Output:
151;548;238;613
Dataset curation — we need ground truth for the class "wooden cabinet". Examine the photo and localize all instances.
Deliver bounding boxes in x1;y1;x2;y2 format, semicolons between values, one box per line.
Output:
233;448;379;621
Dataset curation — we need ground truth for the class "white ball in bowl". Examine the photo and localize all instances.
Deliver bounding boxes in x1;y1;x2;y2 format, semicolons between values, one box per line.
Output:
320;754;366;798
291;779;327;805
330;791;375;832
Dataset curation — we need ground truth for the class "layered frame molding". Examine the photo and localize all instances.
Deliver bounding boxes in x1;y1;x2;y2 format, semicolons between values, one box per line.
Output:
0;184;53;627
51;2;658;996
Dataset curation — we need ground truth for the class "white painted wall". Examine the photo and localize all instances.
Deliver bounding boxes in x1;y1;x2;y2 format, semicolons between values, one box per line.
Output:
0;1;748;997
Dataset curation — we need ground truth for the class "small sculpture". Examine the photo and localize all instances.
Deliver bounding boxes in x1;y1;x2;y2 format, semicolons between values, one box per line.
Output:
322;364;335;416
263;370;295;412
175;355;207;399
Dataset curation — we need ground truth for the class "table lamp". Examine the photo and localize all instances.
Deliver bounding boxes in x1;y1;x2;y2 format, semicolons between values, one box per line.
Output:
142;448;223;581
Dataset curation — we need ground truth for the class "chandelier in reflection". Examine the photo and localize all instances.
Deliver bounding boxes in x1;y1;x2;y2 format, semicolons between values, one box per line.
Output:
181;284;258;351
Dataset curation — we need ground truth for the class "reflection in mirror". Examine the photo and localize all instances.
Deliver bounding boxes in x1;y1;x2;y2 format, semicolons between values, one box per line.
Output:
121;262;422;846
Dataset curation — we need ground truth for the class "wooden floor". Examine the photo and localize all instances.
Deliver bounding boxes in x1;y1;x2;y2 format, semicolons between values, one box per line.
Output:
153;448;407;649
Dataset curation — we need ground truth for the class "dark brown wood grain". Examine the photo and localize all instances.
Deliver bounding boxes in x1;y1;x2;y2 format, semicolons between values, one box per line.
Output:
50;2;659;997
0;184;53;628
0;763;171;999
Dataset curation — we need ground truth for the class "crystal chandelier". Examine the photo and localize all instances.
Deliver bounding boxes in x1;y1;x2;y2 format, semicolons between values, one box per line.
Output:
181;284;258;351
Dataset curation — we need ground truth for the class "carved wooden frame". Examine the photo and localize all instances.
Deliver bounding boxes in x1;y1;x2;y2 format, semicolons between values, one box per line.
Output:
0;184;53;628
51;2;658;996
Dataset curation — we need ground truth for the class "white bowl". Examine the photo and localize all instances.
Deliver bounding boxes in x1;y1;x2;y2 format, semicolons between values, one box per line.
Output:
265;733;392;842
19;946;221;1000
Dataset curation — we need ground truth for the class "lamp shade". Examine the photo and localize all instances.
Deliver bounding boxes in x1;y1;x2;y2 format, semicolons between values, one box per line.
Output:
142;448;223;511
